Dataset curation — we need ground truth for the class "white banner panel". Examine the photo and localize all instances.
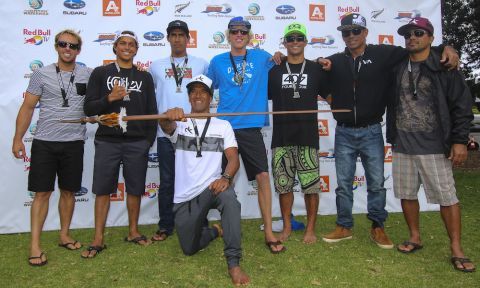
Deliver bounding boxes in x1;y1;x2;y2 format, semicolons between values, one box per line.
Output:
0;0;442;233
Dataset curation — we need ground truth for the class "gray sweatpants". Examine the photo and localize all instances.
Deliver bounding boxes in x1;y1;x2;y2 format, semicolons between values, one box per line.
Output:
173;186;242;268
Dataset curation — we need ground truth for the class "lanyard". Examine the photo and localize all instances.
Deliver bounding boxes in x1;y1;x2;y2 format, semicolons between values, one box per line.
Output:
407;59;421;100
191;117;211;157
285;60;306;99
170;56;189;92
114;62;135;101
229;51;247;87
55;65;75;107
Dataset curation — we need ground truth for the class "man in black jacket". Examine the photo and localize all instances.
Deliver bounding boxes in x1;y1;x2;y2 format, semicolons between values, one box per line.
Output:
387;17;475;272
81;31;158;258
321;13;459;249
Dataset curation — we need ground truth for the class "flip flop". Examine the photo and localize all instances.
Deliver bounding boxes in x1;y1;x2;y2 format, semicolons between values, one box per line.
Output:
265;241;286;254
125;235;150;246
397;241;423;254
28;252;48;266
58;241;82;250
81;245;106;259
451;257;476;272
151;230;169;242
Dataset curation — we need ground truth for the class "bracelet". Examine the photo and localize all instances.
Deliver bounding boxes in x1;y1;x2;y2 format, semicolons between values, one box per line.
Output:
221;173;233;184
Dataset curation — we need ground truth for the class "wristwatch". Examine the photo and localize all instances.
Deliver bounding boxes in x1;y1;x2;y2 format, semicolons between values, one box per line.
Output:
221;173;233;184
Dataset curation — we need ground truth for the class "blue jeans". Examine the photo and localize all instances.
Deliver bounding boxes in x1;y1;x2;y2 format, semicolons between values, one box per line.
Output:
157;137;175;234
334;124;387;228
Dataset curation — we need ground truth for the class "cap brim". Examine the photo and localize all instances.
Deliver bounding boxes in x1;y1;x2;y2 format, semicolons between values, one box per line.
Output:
337;24;364;31
285;30;306;37
186;81;213;95
397;24;433;36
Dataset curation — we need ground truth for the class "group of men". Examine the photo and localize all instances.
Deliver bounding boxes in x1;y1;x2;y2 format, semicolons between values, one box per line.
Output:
12;12;475;285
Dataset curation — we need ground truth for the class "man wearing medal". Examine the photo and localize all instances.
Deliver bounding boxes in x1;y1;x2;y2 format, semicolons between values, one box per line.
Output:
12;29;91;266
208;17;286;254
150;20;209;242
159;74;250;285
268;23;328;244
82;31;158;258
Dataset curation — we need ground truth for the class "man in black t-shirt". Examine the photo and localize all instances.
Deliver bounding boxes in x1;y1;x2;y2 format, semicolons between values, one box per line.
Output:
387;17;475;272
81;31;158;258
268;22;328;244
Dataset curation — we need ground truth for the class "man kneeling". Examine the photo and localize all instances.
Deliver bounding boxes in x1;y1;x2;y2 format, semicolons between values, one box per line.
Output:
159;74;250;285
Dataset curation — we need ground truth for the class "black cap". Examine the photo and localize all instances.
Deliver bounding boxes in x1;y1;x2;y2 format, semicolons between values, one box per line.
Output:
167;20;189;36
337;13;367;31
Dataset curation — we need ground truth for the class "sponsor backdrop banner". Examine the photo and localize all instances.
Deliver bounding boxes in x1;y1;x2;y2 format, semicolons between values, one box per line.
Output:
0;0;441;233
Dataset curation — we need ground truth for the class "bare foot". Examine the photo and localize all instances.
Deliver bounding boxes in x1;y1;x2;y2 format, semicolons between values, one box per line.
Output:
28;250;47;266
212;224;223;238
279;228;291;242
59;235;82;250
81;240;105;258
229;266;250;286
126;234;152;246
303;231;317;244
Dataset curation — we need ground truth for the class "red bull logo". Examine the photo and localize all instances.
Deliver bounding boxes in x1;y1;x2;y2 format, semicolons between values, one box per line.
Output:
135;60;152;70
143;183;159;198
23;29;50;45
137;3;160;16
352;175;366;190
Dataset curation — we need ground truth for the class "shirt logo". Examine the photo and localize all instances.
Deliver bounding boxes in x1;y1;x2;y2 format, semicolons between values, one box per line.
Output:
281;73;307;89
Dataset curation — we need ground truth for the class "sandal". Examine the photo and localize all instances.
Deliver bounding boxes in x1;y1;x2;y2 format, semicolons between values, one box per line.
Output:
81;245;106;259
58;241;82;250
125;235;150;246
397;241;423;254
265;241;286;254
451;257;476;272
28;252;48;266
151;230;169;242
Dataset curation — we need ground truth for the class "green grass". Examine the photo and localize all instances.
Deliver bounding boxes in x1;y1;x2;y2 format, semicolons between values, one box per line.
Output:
1;171;479;287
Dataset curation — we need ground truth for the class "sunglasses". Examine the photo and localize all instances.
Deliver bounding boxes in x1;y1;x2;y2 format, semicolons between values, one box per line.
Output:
285;35;306;43
229;29;249;36
341;28;364;37
56;41;80;50
403;29;427;39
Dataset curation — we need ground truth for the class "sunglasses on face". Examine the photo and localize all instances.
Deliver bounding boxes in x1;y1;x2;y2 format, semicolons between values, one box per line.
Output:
403;29;427;39
56;41;80;50
229;29;249;36
341;28;363;37
285;35;306;43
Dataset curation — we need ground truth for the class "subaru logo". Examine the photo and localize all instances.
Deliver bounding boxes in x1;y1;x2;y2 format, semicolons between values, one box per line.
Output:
148;153;159;163
143;31;164;42
64;0;86;10
276;5;295;15
75;186;88;197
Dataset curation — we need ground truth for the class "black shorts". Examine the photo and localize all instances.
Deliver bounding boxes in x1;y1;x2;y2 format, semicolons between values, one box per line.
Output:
224;128;269;181
28;139;84;193
92;139;150;196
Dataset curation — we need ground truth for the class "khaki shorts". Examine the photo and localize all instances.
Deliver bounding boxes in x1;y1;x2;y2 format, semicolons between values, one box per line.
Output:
393;152;458;206
272;146;320;194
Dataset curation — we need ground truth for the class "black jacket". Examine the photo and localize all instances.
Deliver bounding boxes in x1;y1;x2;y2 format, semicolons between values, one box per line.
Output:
326;44;407;126
386;50;473;155
84;63;158;145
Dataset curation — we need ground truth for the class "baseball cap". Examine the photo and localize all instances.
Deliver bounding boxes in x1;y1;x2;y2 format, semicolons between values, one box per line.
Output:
186;74;213;95
228;16;251;30
337;13;367;31
397;17;434;36
167;20;190;36
284;22;307;38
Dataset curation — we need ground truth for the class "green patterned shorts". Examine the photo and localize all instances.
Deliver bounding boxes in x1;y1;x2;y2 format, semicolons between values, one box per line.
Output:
272;146;320;194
